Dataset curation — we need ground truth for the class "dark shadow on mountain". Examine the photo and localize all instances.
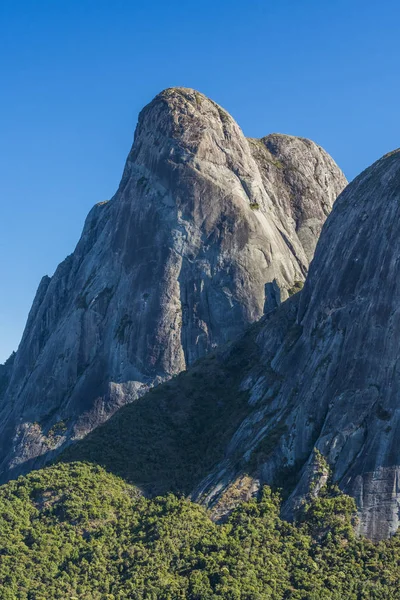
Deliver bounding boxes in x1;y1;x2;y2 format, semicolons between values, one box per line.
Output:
57;323;264;496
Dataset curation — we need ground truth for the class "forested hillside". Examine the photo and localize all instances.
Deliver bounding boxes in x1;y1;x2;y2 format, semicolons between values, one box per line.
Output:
1;461;399;599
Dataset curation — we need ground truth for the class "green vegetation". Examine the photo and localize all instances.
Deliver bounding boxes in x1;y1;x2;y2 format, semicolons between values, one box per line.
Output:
382;149;400;160
45;420;69;448
195;91;203;107
376;402;391;421
75;293;88;310
1;461;400;599
61;325;263;497
218;107;230;124
48;420;68;438
288;281;304;297
249;202;260;210
248;422;288;470
137;176;148;190
267;159;284;170
115;314;133;343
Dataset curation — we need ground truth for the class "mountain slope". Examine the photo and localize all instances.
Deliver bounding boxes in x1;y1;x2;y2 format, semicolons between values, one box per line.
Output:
0;87;346;481
63;149;400;540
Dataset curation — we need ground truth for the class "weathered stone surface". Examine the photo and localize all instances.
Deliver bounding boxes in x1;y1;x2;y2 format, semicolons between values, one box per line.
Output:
0;87;346;480
191;149;400;541
249;133;341;262
57;147;400;541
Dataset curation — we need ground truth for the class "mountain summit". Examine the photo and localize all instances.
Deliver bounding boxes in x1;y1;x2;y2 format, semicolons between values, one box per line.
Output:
0;87;346;481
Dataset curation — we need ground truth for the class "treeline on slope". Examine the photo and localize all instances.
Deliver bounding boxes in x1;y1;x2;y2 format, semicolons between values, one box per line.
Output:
59;323;265;497
0;461;399;599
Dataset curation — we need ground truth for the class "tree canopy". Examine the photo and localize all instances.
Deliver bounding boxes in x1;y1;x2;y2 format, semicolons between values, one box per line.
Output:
0;462;399;599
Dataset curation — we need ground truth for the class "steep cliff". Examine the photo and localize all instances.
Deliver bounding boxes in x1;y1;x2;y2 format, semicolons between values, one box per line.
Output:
0;87;346;480
192;147;400;541
192;148;400;541
63;149;400;540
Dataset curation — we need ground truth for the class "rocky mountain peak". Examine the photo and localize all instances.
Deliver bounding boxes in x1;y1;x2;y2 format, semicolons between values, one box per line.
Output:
0;88;346;482
123;86;269;219
135;87;239;145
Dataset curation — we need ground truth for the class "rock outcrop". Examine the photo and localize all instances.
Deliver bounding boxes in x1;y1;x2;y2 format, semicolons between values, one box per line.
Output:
0;87;346;480
192;148;400;541
63;148;400;541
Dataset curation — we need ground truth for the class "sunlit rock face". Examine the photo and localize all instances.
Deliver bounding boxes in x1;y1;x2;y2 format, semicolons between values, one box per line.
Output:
0;87;346;481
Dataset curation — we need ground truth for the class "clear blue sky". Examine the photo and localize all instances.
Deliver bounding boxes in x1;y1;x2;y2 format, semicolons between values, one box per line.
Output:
0;0;399;362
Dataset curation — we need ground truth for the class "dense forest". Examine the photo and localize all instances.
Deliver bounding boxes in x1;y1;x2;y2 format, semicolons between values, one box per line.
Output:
0;461;399;599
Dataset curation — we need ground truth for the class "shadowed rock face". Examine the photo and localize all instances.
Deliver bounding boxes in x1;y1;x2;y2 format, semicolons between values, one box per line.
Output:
0;87;346;480
191;149;400;541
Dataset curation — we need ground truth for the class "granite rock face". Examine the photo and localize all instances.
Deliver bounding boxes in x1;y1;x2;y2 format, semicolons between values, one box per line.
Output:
191;149;400;541
57;145;400;541
0;87;346;480
248;133;342;262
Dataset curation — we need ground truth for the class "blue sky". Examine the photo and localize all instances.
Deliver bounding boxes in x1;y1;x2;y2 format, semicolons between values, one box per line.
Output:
0;0;399;362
